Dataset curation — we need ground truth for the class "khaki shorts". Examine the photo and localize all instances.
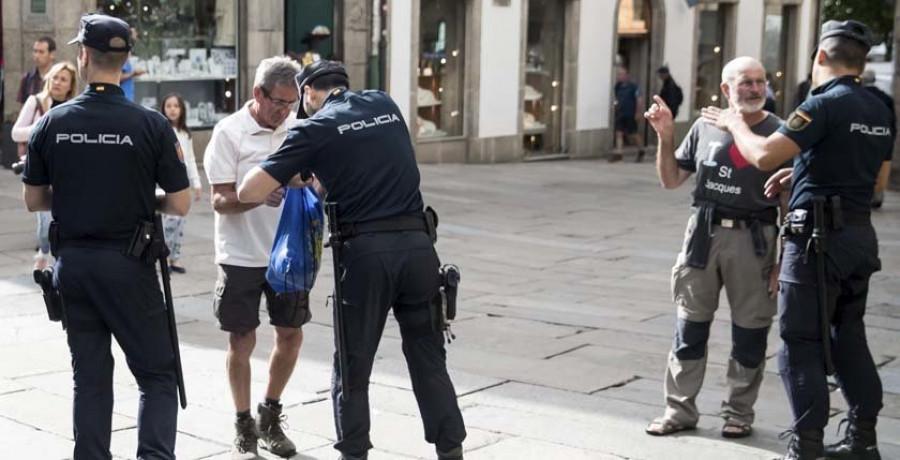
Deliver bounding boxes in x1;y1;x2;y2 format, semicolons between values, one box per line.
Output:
672;219;778;329
213;264;312;332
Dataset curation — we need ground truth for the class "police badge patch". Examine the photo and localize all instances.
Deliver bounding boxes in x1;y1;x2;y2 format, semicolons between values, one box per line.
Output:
786;110;812;131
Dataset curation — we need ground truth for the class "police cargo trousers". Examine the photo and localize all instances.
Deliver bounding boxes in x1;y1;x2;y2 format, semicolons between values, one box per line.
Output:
663;223;778;427
331;231;466;457
778;225;883;430
56;247;178;460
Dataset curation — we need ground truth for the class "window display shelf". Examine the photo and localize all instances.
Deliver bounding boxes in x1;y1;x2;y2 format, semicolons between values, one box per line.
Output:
136;74;237;83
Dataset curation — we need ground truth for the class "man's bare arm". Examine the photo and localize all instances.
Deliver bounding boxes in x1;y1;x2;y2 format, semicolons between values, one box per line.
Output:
875;161;892;197
212;183;262;214
237;166;282;204
702;107;801;171
23;184;52;211
160;188;192;216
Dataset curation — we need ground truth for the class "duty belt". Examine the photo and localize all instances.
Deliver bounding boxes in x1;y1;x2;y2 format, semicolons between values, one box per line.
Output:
338;213;428;239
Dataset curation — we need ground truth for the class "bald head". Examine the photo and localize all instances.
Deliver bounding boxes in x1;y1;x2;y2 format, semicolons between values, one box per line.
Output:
720;57;767;114
721;57;764;84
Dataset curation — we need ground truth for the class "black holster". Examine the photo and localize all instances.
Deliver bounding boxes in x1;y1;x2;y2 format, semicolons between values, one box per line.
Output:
34;266;66;329
431;264;460;343
125;220;169;264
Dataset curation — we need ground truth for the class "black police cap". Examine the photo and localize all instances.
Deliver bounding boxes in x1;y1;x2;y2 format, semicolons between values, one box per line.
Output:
294;60;349;119
819;19;874;50
68;14;133;53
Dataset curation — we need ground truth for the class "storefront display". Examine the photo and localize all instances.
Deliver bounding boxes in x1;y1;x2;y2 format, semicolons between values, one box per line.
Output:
101;0;239;129
694;3;729;115
523;0;564;154
417;0;465;139
763;3;794;117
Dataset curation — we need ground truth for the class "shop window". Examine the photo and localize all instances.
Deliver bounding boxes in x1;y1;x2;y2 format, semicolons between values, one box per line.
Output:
101;0;239;130
763;4;792;117
31;0;47;14
524;0;564;154
694;3;729;115
285;0;338;66
417;0;465;138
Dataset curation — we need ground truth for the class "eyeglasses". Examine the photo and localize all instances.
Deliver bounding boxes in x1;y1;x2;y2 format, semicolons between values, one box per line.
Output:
260;86;299;109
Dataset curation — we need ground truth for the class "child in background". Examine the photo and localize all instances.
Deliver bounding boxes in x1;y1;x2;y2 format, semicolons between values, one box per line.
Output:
160;92;202;273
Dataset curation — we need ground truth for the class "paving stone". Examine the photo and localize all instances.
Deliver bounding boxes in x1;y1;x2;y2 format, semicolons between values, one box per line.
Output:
0;377;28;395
110;428;225;460
0;416;74;460
0;389;135;439
465;436;621;459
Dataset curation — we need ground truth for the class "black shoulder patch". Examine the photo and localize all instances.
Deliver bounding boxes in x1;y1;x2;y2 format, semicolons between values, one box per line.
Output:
786;110;812;132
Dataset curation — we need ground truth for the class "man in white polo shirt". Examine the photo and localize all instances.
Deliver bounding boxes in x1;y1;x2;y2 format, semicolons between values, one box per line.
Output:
203;56;307;460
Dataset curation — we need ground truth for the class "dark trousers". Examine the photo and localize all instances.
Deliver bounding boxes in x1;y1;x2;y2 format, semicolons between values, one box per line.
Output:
55;247;178;460
778;225;883;430
331;231;466;456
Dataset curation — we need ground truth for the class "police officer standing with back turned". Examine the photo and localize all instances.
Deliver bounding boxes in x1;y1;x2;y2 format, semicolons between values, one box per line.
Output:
22;14;191;460
237;60;466;460
702;20;892;460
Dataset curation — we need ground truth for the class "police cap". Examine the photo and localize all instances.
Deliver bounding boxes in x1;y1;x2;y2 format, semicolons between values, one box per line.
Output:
819;19;874;50
68;14;133;52
294;60;349;119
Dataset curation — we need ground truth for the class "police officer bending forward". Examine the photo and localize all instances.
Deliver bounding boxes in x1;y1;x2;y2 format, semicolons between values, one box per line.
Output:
22;14;191;460
238;60;466;460
702;20;892;460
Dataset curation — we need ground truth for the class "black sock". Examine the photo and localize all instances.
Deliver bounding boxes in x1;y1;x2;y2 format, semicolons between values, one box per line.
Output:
236;410;252;421
264;397;281;408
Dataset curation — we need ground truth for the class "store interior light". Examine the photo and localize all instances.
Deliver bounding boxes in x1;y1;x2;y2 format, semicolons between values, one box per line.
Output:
713;46;721;54
143;5;149;12
551;105;558;112
711;95;719;102
440;58;447;65
776;71;783;78
109;4;116;11
451;50;459;57
438;87;444;93
450;111;459;117
225;90;233;98
551;81;558;87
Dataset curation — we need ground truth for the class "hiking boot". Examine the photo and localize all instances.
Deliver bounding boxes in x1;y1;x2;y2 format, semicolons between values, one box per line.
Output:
257;403;297;458
437;446;464;460
824;419;881;460
231;416;260;460
776;429;824;460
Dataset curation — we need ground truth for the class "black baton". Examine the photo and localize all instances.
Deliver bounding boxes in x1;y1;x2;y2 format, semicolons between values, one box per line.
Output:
811;197;834;376
154;214;188;408
325;202;350;402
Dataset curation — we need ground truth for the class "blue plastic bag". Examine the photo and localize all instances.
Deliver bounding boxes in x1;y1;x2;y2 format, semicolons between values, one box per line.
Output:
266;187;325;294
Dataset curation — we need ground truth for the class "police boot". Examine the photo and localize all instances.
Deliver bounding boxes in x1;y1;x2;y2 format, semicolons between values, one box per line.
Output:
824;419;881;460
437;446;463;460
257;403;297;458
776;429;825;460
231;416;261;460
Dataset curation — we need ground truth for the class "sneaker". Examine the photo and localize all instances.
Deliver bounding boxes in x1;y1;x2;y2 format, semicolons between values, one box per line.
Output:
169;264;186;274
231;416;260;460
257;403;297;458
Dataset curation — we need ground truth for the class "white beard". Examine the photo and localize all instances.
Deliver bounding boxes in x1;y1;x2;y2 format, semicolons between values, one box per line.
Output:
731;94;766;114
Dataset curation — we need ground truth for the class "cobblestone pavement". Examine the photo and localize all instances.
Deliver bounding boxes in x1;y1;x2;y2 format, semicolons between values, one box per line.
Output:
1;159;898;459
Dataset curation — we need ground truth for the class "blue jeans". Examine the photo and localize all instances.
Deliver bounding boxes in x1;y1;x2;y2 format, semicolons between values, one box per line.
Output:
37;211;51;254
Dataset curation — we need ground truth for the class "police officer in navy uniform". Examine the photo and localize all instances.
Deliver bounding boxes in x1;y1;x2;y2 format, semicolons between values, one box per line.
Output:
238;60;466;460
701;20;892;460
22;14;191;460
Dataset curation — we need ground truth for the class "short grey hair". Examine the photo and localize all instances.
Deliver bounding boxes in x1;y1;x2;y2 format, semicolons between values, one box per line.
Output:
253;56;301;91
721;56;764;84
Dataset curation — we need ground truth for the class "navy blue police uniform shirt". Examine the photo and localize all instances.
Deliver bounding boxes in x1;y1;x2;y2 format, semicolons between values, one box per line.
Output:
778;75;894;212
22;83;189;242
260;89;424;223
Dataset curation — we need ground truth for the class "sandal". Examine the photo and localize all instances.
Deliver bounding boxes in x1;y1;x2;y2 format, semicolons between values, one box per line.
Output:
645;417;697;436
721;418;752;438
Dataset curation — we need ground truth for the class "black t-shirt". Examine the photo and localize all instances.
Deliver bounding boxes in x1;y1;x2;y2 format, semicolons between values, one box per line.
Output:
676;114;784;213
778;75;894;212
260;89;424;223
22;83;189;242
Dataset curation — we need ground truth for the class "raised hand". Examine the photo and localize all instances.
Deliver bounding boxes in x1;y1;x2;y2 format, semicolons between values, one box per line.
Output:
644;95;674;140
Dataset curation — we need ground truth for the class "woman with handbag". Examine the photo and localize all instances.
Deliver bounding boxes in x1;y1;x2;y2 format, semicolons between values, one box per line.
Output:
12;61;78;270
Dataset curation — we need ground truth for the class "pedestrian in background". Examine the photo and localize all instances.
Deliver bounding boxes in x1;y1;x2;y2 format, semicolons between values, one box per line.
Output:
613;67;646;162
159;92;202;274
11;61;77;270
657;66;684;119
